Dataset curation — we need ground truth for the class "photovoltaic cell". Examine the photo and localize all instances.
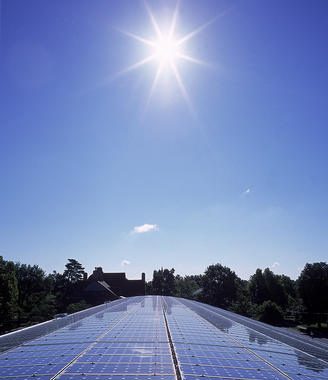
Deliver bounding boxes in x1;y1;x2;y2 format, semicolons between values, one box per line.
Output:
183;298;328;363
178;356;270;368
0;296;327;380
77;354;173;364
0;363;64;376
57;376;176;380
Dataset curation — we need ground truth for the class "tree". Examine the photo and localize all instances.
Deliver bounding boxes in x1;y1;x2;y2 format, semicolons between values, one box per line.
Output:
175;275;202;299
298;262;328;324
230;280;255;317
263;268;288;307
0;257;19;332
63;259;85;283
257;300;284;325
13;263;61;323
66;300;91;314
60;260;87;310
15;263;48;321
48;270;67;312
151;268;176;295
28;294;57;322
249;268;288;308
201;263;240;308
278;274;296;299
249;269;269;305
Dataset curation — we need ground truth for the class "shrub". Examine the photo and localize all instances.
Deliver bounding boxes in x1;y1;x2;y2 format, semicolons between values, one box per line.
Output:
257;300;284;325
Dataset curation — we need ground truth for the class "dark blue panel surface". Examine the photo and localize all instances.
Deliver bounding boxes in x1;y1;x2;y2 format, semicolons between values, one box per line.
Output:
0;363;63;376
66;362;175;375
1;296;327;380
57;376;176;380
0;376;52;380
0;356;74;366
77;354;172;364
176;348;255;359
178;356;269;369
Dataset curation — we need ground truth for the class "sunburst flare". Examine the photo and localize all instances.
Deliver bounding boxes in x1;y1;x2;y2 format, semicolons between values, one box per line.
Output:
119;1;214;110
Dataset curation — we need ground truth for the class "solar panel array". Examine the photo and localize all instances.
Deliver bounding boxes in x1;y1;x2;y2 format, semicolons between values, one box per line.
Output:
0;296;328;380
181;299;328;363
0;297;175;379
165;298;328;380
0;303;118;354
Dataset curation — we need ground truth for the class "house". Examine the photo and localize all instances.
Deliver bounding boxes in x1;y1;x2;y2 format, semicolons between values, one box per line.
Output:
84;267;146;305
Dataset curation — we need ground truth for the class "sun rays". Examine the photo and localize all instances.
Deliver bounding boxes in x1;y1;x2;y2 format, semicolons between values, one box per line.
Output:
118;1;214;111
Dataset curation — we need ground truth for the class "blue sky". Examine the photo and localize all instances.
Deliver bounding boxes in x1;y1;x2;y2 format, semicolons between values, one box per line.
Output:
0;0;327;281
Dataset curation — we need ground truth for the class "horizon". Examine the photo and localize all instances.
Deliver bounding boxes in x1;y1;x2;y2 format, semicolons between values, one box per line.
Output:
1;0;327;283
0;255;316;283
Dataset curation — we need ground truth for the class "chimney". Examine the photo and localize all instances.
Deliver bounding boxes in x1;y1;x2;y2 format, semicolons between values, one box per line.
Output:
93;267;104;280
141;272;145;282
83;272;88;281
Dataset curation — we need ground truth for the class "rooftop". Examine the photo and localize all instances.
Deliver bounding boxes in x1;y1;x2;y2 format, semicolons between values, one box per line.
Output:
0;296;327;379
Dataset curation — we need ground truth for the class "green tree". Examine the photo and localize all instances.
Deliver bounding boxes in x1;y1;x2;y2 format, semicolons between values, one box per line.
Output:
28;294;57;322
278;274;298;312
14;263;59;323
230;280;255;317
257;300;284;325
175;275;202;299
298;262;328;325
145;281;153;295
151;268;176;295
0;257;19;332
263;268;288;307
201;263;240;308
56;261;86;311
63;259;85;283
66;300;91;314
47;270;67;312
249;269;268;304
279;274;296;299
249;268;288;308
15;264;48;321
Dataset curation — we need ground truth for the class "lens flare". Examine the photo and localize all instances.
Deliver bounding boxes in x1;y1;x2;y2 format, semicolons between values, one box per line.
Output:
119;1;215;109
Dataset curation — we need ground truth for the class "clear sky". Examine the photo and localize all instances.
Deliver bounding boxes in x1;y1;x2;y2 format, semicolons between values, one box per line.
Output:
1;0;327;281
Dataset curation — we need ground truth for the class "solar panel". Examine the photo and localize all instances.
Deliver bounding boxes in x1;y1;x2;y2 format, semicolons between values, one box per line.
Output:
0;296;327;379
180;298;328;363
57;376;176;380
170;297;328;380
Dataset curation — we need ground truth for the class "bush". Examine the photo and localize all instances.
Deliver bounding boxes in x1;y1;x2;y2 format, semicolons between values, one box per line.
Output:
66;301;91;314
229;299;257;318
257;301;284;325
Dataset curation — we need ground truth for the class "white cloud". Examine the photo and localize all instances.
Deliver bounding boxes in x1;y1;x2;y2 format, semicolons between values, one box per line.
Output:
121;259;131;266
242;188;251;195
271;262;280;269
132;224;159;234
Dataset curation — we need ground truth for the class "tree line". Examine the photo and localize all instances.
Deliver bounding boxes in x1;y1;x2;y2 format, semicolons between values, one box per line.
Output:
148;262;328;327
1;255;327;334
0;257;88;334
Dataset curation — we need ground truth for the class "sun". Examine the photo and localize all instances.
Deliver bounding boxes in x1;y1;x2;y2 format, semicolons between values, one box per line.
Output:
153;35;180;66
119;1;214;109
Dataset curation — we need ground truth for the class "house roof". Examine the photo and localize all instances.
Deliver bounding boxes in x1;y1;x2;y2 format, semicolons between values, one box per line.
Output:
86;267;145;297
84;280;120;299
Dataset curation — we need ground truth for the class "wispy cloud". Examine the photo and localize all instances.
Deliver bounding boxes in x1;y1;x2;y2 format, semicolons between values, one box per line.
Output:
271;261;280;269
242;188;251;196
132;223;159;234
121;259;131;266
